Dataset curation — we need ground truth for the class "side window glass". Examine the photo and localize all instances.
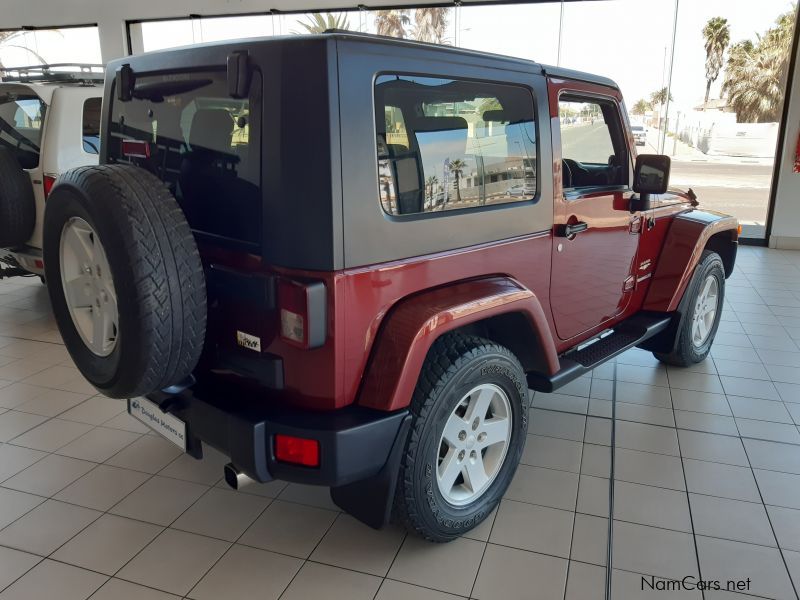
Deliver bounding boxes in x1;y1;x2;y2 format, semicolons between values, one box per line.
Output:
375;75;537;216
0;95;46;169
559;97;627;189
82;97;101;154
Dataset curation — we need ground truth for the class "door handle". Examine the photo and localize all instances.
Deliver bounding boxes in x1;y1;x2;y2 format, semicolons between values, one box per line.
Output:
557;221;589;237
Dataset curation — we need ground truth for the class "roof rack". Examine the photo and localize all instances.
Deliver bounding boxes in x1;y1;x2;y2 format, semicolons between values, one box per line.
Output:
0;63;104;85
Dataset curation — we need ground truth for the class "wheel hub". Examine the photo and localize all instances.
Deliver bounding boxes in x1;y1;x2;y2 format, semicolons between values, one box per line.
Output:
59;217;119;357
436;383;512;506
691;274;719;348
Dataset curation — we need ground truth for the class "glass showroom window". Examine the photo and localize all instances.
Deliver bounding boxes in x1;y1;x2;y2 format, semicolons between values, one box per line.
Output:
0;26;101;67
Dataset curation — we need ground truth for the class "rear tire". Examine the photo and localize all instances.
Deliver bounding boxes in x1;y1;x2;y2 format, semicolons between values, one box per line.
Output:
654;250;725;367
394;333;528;542
0;148;36;247
43;165;207;398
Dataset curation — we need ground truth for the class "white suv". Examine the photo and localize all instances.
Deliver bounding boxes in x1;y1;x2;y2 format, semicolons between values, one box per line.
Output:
0;64;103;278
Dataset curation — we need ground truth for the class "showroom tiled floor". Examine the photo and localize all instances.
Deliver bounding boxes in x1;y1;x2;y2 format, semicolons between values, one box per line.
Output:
0;246;799;599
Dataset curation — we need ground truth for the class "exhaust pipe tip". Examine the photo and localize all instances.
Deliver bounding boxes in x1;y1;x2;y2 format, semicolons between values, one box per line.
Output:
224;463;256;490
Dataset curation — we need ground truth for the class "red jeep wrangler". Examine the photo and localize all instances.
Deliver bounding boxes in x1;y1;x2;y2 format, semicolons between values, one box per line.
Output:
42;32;737;542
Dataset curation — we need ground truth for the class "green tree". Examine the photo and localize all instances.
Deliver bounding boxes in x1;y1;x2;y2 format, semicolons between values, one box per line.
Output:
425;175;439;202
375;10;411;38
448;158;467;205
292;12;351;34
632;99;653;115
723;7;796;123
413;8;451;44
702;17;731;107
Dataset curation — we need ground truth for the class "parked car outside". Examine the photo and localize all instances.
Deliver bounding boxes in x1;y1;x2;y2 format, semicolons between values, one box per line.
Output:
631;123;647;146
0;64;104;278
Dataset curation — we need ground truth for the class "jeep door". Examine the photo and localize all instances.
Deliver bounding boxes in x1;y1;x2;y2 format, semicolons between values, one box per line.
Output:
549;82;640;341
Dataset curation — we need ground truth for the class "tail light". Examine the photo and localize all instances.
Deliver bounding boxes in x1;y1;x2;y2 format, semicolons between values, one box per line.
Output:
275;434;320;467
43;175;57;198
277;278;326;349
121;139;151;159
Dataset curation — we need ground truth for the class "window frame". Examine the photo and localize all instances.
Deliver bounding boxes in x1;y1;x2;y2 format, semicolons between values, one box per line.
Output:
557;90;631;198
373;71;541;222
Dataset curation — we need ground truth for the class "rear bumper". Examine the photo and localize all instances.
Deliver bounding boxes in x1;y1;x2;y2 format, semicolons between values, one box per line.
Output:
146;380;409;488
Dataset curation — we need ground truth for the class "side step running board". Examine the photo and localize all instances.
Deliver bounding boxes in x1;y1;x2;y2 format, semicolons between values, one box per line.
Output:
527;313;672;393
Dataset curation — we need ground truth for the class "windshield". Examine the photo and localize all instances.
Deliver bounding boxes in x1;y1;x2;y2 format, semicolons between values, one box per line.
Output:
631;125;644;131
0;92;46;169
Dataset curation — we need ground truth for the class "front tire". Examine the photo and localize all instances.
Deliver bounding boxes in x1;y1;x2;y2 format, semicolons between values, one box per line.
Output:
394;333;528;542
654;250;725;367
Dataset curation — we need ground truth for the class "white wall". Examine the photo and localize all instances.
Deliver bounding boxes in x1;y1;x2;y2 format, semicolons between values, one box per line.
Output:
770;18;800;250
0;0;491;61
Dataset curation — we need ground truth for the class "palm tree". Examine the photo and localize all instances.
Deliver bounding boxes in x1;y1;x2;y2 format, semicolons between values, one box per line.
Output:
375;10;411;39
632;99;652;115
292;12;351;34
413;8;451;44
0;31;48;72
723;7;795;123
649;87;673;134
448;158;467;205
650;87;673;108
425;175;439;202
701;17;730;108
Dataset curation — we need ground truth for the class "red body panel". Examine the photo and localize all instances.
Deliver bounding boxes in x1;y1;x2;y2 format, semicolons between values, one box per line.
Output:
644;210;739;312
198;79;735;414
357;277;558;411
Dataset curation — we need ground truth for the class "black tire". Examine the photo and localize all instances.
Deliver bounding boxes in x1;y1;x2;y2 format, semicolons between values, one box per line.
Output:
394;333;528;542
0;148;36;247
654;250;725;367
43;164;206;398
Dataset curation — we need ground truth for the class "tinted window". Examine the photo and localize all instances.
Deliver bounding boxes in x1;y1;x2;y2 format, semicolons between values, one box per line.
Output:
0;93;46;169
82;97;101;154
559;96;627;189
375;75;537;216
108;70;261;248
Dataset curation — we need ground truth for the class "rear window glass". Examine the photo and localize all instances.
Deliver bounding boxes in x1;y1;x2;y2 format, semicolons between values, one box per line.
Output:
108;70;261;249
375;75;537;216
82;97;101;154
0;93;46;169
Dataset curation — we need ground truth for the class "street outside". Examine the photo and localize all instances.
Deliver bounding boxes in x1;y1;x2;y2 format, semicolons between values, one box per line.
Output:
561;122;773;236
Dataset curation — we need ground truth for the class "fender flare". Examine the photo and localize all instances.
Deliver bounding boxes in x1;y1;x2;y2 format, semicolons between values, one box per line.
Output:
356;276;559;412
643;210;738;313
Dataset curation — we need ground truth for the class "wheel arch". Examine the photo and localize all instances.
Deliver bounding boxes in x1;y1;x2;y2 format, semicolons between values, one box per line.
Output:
356;276;559;412
643;210;738;313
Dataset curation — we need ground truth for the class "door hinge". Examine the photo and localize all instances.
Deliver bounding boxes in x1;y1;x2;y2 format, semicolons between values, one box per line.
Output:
623;275;636;292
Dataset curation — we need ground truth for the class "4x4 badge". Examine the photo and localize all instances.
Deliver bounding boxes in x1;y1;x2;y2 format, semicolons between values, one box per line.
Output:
236;330;261;352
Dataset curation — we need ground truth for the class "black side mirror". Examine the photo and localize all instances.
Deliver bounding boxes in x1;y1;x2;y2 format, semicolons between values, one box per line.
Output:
630;154;671;213
633;154;671;195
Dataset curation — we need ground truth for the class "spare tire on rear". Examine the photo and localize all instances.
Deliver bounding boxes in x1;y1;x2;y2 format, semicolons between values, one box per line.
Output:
43;164;207;398
0;147;36;247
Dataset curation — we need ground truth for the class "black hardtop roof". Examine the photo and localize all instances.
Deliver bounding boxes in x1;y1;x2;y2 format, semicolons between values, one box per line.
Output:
110;30;619;91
